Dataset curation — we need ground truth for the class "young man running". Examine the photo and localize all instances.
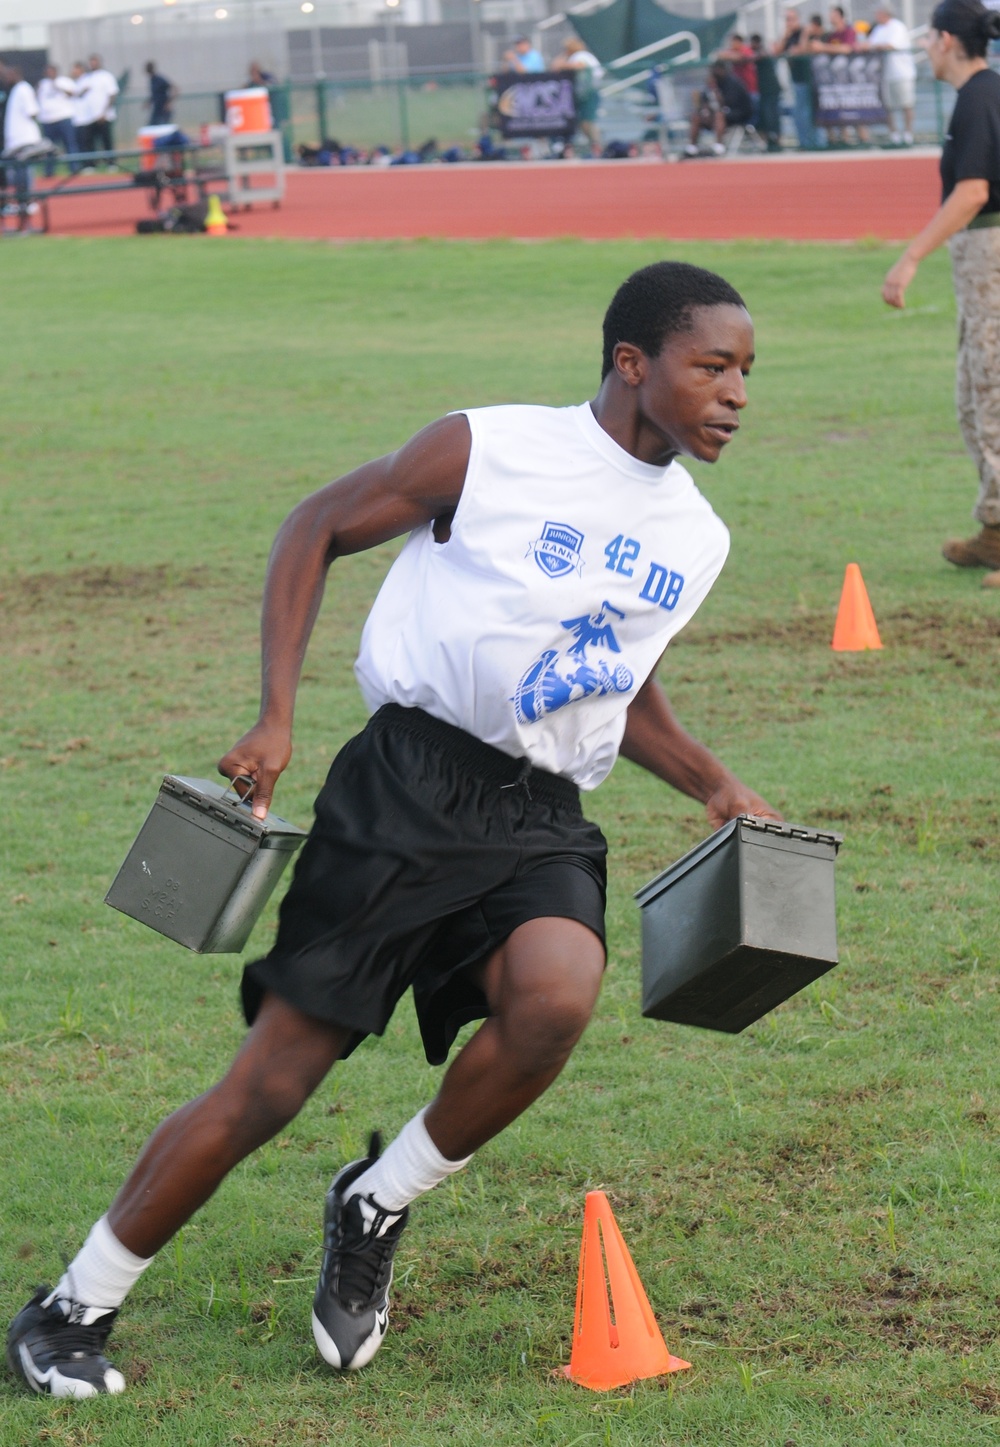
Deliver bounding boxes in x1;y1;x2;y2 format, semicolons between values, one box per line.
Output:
8;261;778;1398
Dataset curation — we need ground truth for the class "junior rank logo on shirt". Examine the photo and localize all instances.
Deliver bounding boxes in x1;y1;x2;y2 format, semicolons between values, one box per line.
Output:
512;602;634;725
527;521;585;578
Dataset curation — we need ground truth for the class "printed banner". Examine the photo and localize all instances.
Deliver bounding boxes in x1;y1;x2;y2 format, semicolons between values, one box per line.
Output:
491;72;578;139
811;53;887;126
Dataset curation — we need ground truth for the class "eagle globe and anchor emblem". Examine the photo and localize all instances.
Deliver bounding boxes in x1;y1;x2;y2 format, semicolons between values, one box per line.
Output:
513;601;634;725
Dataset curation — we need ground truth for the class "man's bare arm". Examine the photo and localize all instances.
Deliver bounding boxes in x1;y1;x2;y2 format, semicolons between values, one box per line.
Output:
621;674;781;830
218;413;471;815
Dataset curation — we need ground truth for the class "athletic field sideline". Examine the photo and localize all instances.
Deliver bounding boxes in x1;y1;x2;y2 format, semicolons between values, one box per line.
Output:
2;237;999;1446
23;150;939;241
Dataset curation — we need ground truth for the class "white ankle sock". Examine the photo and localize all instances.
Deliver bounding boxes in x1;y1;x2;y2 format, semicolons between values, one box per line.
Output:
346;1108;472;1217
48;1215;154;1313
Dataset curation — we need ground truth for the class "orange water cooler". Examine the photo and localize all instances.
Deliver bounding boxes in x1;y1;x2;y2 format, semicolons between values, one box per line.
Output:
224;88;273;134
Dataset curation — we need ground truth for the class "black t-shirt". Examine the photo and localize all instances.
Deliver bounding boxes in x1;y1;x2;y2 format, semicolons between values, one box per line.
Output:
716;73;754;125
779;31;813;84
941;67;1000;216
149;73;171;117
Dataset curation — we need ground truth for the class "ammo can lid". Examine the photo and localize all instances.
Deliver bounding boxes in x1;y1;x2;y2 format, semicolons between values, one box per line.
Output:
159;775;308;843
634;815;843;908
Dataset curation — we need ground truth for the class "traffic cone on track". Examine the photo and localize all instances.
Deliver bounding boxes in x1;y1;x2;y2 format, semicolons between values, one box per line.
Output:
205;193;228;236
562;1191;691;1391
832;563;882;652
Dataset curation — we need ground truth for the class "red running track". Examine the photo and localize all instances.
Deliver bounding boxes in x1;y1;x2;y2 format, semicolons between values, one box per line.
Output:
33;151;939;242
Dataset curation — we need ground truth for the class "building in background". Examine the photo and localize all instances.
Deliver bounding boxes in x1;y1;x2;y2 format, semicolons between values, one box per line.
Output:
27;0;547;94
8;0;941;94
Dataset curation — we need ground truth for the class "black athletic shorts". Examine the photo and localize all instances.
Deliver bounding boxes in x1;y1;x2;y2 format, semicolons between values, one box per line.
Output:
241;704;608;1065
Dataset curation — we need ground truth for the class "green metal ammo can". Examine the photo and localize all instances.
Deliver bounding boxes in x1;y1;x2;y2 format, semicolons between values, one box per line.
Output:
105;775;307;953
636;816;843;1033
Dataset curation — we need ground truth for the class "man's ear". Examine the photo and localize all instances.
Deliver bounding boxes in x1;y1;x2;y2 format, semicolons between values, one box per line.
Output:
613;342;647;388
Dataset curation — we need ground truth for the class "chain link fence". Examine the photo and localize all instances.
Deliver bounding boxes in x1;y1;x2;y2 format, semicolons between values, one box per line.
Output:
107;59;960;157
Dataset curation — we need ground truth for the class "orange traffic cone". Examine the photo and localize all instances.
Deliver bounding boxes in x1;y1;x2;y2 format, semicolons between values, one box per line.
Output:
563;1191;691;1391
832;563;882;652
204;193;228;236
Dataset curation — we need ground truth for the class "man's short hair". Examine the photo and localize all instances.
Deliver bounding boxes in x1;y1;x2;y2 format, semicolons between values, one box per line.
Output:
601;262;746;380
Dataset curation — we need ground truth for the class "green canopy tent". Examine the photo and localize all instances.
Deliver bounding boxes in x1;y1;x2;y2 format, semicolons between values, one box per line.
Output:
569;0;738;67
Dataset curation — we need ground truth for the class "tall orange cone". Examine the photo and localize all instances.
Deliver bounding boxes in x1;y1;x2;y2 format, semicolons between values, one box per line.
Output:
563;1191;691;1391
832;563;882;652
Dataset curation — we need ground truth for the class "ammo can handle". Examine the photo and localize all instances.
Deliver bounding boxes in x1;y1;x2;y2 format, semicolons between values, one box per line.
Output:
221;774;256;809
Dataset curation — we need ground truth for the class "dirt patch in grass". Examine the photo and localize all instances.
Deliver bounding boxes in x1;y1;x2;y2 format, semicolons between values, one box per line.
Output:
681;608;1000;655
962;1381;1000;1414
826;1079;905;1107
829;1267;994;1355
2;564;214;612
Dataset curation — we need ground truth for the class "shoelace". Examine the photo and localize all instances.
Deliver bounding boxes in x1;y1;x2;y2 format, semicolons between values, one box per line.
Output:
334;1201;402;1308
41;1316;114;1356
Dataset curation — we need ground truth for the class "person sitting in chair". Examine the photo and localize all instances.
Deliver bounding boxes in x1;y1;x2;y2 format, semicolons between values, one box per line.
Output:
684;61;753;156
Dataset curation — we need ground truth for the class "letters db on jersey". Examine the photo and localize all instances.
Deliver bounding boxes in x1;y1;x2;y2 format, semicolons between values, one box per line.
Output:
527;522;585;578
527;522;687;615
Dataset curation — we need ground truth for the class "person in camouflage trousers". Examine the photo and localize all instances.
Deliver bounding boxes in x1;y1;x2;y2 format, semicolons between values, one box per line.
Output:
882;0;1000;588
946;226;1000;577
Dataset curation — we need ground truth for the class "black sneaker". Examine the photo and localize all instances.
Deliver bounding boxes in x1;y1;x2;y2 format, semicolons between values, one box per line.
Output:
312;1132;409;1371
6;1287;124;1397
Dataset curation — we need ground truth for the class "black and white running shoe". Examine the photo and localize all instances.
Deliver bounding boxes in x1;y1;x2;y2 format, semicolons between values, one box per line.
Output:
6;1288;125;1398
312;1132;409;1371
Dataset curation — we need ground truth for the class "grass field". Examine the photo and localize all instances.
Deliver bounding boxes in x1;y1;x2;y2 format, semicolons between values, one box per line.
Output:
2;236;1000;1447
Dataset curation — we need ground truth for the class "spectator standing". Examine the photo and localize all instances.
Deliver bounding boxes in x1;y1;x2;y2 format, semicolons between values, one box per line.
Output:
502;37;546;73
883;0;1000;585
2;64;41;153
69;62;87;123
750;34;783;150
552;37;604;154
145;61;175;126
37;64;78;175
867;3;917;144
802;13;839;143
803;14;828;49
76;55;119;161
0;62;44;225
819;5;857;50
774;8;818;149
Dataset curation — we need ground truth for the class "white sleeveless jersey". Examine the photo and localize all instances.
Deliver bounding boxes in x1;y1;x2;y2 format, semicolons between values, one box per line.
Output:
354;403;729;790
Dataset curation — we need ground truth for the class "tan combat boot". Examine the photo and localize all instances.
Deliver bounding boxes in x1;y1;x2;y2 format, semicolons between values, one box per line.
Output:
942;525;1000;568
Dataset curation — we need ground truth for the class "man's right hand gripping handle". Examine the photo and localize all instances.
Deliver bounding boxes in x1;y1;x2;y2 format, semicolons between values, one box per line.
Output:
218;720;292;820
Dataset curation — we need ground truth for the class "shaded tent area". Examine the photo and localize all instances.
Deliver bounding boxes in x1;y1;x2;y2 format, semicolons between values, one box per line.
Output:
569;0;738;66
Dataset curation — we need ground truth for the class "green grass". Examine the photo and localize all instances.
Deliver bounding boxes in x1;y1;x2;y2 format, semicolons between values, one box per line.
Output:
2;237;999;1446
